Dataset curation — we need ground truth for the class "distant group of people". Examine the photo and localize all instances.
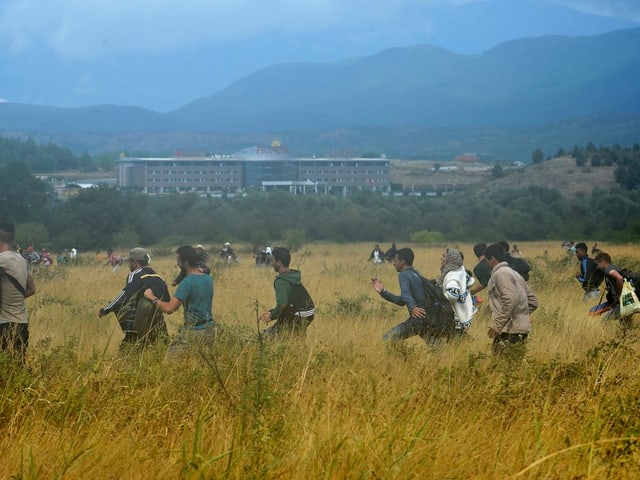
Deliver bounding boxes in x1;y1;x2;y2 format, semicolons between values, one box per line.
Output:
368;242;398;264
16;245;78;267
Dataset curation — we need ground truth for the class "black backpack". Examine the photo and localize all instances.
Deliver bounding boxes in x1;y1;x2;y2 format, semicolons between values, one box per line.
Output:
416;272;456;336
281;283;316;322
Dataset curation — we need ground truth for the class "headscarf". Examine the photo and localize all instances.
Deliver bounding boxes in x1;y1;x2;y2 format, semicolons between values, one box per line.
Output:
438;248;464;286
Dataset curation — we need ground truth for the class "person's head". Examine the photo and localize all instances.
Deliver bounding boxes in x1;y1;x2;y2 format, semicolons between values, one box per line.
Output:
392;248;414;272
441;247;463;269
484;243;507;268
575;242;588;259
473;243;487;258
176;245;199;270
271;247;291;272
125;247;150;270
0;222;16;248
194;245;209;262
496;240;510;254
594;251;612;270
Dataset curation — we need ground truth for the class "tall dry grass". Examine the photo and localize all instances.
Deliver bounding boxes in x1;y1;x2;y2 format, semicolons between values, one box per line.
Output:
2;241;640;479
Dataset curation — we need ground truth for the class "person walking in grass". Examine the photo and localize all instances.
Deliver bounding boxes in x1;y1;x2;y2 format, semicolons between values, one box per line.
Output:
574;242;604;301
0;222;36;365
438;247;476;335
144;245;214;359
259;247;315;339
484;243;538;359
371;247;430;343
99;247;170;348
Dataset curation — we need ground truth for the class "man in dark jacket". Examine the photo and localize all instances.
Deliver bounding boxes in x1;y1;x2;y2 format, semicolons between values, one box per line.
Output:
99;247;170;346
371;248;431;343
260;247;315;338
575;242;604;301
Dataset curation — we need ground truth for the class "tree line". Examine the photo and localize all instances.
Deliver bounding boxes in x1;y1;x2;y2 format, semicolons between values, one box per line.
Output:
1;138;639;249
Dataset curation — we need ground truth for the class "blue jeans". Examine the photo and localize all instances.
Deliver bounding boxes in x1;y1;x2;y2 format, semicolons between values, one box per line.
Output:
383;316;432;342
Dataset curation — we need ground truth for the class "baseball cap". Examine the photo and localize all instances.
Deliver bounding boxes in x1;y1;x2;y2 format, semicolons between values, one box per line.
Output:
124;247;150;262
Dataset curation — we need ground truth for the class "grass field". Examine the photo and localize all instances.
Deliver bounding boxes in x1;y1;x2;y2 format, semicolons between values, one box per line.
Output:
2;241;640;479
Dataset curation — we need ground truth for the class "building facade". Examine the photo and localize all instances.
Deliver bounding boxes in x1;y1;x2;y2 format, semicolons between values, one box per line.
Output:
117;147;390;196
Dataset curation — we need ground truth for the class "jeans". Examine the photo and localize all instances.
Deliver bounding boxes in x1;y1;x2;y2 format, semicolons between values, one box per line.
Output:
383;316;432;343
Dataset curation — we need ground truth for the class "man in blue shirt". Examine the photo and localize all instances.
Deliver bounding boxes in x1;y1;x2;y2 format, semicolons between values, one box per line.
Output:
371;248;429;343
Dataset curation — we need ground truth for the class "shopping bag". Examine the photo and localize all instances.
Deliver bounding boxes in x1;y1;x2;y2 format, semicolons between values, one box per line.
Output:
620;280;640;317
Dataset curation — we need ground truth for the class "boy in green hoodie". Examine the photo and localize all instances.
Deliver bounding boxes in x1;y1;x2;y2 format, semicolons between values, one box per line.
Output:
260;247;315;338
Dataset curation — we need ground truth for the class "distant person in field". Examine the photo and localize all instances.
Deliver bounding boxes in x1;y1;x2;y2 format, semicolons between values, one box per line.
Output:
497;240;531;281
438;248;476;334
259;247;315;339
484;243;538;360
369;244;384;264
385;243;398;262
574;242;604;301
106;249;122;272
144;245;214;359
0;222;36;365
469;242;491;300
511;244;522;257
99;247;170;347
371;247;431;343
594;251;625;320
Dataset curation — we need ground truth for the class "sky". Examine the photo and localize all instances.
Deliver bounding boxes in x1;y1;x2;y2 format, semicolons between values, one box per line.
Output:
0;0;639;111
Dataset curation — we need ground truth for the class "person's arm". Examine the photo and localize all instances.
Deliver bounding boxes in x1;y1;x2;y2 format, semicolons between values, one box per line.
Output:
372;276;405;307
609;270;625;301
260;278;290;322
144;288;182;314
25;273;36;298
99;273;140;317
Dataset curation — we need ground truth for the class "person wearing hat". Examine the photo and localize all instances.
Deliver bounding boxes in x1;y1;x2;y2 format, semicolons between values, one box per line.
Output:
99;247;170;347
219;241;237;264
0;222;36;364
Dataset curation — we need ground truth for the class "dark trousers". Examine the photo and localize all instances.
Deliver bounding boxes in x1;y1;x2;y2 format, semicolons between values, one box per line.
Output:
492;332;528;359
0;322;29;364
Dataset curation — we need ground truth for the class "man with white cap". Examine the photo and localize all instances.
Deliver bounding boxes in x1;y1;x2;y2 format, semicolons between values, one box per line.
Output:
99;247;170;347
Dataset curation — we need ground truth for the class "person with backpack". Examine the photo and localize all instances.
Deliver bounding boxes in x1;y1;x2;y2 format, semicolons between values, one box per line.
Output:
484;243;538;359
438;248;477;334
593;251;625;320
497;240;531;281
259;247;315;338
99;247;170;347
371;247;436;343
0;222;36;365
574;242;604;301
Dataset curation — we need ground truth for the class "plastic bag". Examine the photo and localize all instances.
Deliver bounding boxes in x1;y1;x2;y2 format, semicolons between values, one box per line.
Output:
620;279;640;318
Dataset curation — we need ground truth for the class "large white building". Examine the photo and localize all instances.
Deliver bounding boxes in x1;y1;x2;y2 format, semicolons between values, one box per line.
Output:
117;145;390;196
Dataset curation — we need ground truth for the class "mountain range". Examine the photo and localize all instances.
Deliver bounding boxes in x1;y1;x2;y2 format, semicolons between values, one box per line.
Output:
1;27;639;159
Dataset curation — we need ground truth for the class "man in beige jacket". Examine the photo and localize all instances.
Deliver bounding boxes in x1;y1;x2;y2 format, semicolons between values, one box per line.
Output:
484;243;538;358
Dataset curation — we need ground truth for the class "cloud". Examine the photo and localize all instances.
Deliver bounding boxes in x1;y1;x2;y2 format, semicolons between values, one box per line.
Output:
0;0;486;57
556;0;640;21
0;0;637;59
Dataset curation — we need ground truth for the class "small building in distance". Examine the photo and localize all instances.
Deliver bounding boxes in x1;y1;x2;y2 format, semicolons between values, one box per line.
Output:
454;153;480;163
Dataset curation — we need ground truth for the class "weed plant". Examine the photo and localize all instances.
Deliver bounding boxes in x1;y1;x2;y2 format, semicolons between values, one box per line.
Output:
2;242;640;479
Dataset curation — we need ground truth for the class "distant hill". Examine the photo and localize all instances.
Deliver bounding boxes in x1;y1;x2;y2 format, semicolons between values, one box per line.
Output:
0;28;638;160
394;155;617;198
170;27;640;131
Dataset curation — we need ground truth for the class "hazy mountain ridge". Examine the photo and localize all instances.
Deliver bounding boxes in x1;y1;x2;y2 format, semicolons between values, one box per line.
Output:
0;28;639;159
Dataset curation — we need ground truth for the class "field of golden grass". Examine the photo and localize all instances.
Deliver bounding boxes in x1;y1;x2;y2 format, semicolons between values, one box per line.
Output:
3;241;640;479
